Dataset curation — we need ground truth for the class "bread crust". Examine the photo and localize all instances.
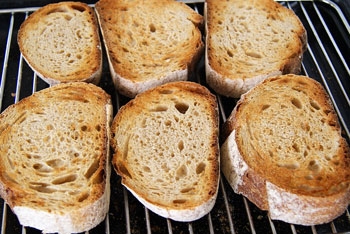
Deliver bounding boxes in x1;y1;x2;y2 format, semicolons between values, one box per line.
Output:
205;0;307;98
17;2;102;85
221;75;350;225
111;81;220;221
0;82;112;233
95;0;204;98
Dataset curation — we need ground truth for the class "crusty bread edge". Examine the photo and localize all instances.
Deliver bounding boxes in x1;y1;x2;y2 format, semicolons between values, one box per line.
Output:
18;2;103;86
123;181;218;222
10;101;113;233
204;2;306;98
95;8;203;98
221;85;350;225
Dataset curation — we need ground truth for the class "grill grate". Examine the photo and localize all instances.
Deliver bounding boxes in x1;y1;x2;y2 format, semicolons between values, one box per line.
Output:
0;1;349;233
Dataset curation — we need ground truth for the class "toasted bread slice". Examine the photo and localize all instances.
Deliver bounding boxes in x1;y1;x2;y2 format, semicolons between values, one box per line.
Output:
205;0;307;98
18;2;102;85
221;74;350;225
95;0;203;98
111;81;219;221
0;82;112;233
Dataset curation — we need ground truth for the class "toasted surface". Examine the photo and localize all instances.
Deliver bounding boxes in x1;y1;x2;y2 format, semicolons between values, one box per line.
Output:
111;81;219;221
95;0;203;97
221;74;350;225
206;0;307;97
0;82;112;233
18;2;102;85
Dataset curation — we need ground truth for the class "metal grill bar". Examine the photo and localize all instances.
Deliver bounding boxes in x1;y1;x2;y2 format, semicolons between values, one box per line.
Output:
313;2;350;76
299;2;350;106
0;1;349;234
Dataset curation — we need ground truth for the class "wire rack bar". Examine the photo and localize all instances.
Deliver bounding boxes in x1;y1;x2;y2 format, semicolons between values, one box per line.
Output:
299;2;350;106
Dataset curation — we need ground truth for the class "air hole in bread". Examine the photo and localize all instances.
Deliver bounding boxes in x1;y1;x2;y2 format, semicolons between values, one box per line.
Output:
173;199;186;204
30;185;56;193
64;14;72;21
196;162;206;174
218;20;223;25
33;163;52;173
46;7;68;15
291;98;302;109
181;187;194;193
178;140;184;151
46;159;64;168
93;169;104;184
159;89;173;95
176;164;187;180
120;7;128;11
149;23;156;33
95;124;102;132
46;124;54;130
52;174;77;185
227;50;233;57
245;51;262;58
277;162;299;169
165;120;171;126
261;104;270;111
122;47;129;53
292;143;300;152
308;160;321;172
85;158;100;179
304;175;314;180
81;125;88;131
71;4;86;12
175;102;189;114
77;54;82;60
78;192;89;202
304;150;308;157
150;105;168;112
143;166;151;172
310;100;320;110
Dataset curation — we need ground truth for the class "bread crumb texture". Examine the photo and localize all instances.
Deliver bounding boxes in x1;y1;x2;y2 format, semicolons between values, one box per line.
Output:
18;2;101;81
0;82;110;213
95;0;203;82
235;75;350;196
207;0;306;79
112;82;219;210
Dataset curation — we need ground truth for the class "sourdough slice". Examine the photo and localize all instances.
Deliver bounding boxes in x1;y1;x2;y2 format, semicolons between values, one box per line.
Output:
95;0;203;98
18;2;102;85
111;81;219;221
221;74;350;225
205;0;307;98
0;82;112;233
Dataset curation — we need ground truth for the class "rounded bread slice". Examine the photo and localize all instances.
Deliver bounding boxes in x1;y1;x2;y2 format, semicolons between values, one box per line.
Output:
0;82;113;233
221;74;350;225
18;2;102;85
111;81;220;221
205;0;307;98
95;0;204;98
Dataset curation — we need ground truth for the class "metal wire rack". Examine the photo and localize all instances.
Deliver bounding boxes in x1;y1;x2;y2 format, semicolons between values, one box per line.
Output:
0;0;349;233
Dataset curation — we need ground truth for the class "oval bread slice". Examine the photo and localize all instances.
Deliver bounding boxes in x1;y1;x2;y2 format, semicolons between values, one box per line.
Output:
95;0;204;98
111;81;220;221
205;0;307;98
221;74;350;225
18;2;102;85
0;82;112;233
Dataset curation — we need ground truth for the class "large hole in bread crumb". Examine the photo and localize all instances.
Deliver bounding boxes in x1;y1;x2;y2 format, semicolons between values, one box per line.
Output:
46;7;68;15
196;162;206;174
277;162;299;170
52;174;77;185
78;192;89;202
150;105;168;112
33;163;52;173
176;165;187;180
178;140;184;151
71;4;86;12
291;98;302;109
159;89;173;94
173;199;186;204
46;159;64;168
310;100;320;110
30;185;56;193
181;187;194;193
84;158;100;179
175;102;189;114
149;23;156;33
308;160;321;172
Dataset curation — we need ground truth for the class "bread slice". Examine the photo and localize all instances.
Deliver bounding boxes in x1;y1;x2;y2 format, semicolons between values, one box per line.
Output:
0;82;112;233
111;81;219;221
95;0;204;98
221;74;350;225
205;0;307;98
18;2;102;86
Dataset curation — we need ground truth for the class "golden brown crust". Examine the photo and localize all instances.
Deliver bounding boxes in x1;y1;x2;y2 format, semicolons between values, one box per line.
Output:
18;2;102;83
95;0;203;83
0;82;111;233
111;81;219;221
206;0;306;97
